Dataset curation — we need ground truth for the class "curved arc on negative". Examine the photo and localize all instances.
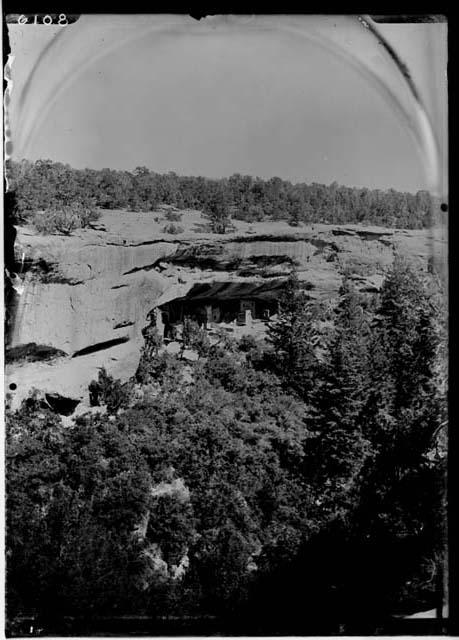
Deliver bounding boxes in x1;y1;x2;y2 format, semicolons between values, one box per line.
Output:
16;15;440;193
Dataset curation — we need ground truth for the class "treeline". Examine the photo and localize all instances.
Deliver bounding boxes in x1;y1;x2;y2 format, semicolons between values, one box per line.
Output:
8;159;439;229
6;259;447;634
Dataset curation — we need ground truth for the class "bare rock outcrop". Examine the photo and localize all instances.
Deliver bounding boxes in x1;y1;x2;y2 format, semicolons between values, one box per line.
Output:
133;474;192;591
6;210;443;409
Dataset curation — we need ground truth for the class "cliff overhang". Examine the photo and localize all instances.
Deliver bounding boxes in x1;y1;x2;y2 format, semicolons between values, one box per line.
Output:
6;210;440;410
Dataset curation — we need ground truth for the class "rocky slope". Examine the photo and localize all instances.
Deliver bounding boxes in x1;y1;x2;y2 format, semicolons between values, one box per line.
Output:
5;209;445;412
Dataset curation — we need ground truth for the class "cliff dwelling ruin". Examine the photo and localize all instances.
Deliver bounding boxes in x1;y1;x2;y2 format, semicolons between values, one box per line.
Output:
153;280;286;341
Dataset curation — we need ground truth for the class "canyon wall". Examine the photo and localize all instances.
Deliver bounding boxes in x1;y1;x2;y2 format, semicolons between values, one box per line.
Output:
5;210;444;411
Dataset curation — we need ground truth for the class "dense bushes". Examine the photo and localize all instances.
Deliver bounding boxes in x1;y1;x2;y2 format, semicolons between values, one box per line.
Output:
162;223;184;235
6;397;150;624
181;318;211;356
6;259;446;633
88;368;133;414
7;159;442;230
31;202;100;235
165;210;182;222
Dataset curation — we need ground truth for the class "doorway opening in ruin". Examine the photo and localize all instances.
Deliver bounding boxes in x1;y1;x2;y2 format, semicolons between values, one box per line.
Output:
153;280;285;341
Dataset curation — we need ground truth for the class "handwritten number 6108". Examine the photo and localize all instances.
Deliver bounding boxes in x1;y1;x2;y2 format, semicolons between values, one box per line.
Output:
17;14;68;24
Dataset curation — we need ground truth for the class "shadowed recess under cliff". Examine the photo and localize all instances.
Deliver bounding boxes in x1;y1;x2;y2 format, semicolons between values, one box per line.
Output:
71;336;130;358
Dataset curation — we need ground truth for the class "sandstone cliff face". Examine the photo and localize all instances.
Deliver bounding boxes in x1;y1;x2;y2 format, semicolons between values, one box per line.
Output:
6;210;443;410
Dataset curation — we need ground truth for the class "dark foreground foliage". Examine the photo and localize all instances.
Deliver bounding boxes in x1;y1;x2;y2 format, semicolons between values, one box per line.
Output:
6;259;447;634
7;159;442;230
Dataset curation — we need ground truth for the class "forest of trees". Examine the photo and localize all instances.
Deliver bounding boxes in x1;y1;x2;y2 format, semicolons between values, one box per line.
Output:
6;258;447;635
7;159;440;231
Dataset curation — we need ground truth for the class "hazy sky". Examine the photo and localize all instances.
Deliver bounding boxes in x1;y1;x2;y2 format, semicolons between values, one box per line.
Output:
8;16;447;192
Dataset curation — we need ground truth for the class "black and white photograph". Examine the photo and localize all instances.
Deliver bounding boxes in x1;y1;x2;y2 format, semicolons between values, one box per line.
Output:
3;13;448;636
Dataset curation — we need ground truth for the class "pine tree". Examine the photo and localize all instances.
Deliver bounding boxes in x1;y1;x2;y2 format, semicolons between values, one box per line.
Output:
351;257;447;611
364;256;443;460
267;272;321;400
305;279;372;510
